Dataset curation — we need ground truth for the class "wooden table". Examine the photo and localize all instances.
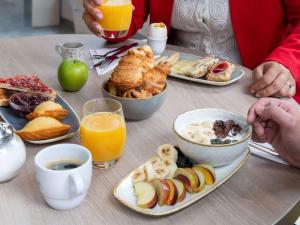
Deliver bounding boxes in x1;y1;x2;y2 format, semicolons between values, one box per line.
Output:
0;34;299;225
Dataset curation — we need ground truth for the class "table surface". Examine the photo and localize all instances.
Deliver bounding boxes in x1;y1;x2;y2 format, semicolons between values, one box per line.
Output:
0;34;299;225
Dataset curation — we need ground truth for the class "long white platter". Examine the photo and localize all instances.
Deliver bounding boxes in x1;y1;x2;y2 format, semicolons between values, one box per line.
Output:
114;148;250;216
163;50;246;86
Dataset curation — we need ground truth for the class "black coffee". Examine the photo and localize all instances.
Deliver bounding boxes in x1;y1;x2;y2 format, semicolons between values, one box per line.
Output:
46;160;83;171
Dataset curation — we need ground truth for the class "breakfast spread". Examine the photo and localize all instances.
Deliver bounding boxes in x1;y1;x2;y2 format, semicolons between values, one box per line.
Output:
131;144;216;208
181;120;243;145
157;53;236;82
0;75;72;141
107;45;171;99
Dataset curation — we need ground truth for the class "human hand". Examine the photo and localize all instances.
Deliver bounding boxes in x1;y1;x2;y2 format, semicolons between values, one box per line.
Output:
247;98;300;167
251;61;296;98
82;0;103;37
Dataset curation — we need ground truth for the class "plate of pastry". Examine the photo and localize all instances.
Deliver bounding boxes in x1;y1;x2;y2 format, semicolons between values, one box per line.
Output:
114;144;250;216
0;75;80;144
157;50;245;86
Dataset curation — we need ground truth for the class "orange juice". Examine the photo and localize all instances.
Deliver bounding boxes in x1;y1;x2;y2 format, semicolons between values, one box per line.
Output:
80;112;126;162
97;0;132;38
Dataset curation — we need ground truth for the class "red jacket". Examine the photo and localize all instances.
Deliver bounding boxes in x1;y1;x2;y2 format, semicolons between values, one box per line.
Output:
108;0;300;103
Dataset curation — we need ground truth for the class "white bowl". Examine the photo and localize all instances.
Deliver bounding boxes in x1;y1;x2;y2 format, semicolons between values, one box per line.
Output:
147;37;167;55
147;23;167;40
173;108;252;167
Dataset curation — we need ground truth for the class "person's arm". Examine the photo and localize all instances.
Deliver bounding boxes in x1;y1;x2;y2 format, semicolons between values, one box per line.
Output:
83;0;150;43
251;0;300;98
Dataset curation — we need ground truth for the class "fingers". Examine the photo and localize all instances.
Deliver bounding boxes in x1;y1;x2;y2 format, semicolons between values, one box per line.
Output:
247;98;271;123
257;104;294;128
251;66;279;97
252;64;264;82
83;0;103;20
82;12;103;36
255;72;290;97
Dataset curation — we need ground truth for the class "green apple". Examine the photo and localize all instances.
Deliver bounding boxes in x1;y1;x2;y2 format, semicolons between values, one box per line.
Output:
58;59;88;92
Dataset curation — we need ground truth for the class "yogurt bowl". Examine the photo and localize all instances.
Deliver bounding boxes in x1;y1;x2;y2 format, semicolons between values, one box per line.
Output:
173;108;252;167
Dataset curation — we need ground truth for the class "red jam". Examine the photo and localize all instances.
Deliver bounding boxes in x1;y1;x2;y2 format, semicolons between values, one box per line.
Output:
9;92;49;117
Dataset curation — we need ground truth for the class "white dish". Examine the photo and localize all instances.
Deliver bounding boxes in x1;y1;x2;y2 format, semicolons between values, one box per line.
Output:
163;50;245;86
174;108;252;167
113;148;250;216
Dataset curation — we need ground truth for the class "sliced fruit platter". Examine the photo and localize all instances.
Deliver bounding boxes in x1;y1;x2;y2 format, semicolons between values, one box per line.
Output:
114;144;250;216
158;50;245;86
0;75;80;144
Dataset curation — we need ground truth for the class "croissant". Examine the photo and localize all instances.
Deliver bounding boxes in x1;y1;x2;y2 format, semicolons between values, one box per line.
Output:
110;48;144;91
142;61;171;95
26;100;68;120
122;89;152;99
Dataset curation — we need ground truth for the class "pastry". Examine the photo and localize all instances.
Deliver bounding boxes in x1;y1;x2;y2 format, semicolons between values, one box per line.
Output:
206;61;235;82
142;61;171;95
0;75;57;99
26;100;69;120
110;48;145;92
16;116;70;140
107;45;169;99
172;56;218;78
122;89;152;99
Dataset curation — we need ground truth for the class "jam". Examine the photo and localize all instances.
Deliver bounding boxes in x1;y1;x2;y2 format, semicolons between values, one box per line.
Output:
9;92;49;117
212;62;229;74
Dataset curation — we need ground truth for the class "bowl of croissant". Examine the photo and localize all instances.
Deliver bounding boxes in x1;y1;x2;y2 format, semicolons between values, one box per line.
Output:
102;46;170;121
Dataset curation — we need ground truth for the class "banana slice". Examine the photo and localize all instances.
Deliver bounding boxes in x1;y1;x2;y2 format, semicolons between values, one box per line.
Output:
162;159;178;178
132;168;146;184
144;162;155;182
157;144;178;162
153;166;169;179
149;156;162;169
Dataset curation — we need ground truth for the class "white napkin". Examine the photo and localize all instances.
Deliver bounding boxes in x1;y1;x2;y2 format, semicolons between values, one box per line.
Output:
249;142;289;165
89;48;121;76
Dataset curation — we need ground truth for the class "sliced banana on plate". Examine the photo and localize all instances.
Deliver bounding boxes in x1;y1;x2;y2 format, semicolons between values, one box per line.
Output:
149;156;162;170
162;159;178;178
144;162;156;182
132;168;146;184
153;166;169;179
157;144;178;162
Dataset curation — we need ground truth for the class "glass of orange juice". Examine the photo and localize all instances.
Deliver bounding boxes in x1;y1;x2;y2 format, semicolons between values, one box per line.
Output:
80;98;126;169
97;0;133;39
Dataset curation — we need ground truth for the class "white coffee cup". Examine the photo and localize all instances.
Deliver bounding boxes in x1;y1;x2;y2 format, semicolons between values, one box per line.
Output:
55;42;84;60
34;144;92;210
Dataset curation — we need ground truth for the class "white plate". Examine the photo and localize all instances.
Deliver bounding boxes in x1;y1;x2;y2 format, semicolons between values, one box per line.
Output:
163;50;246;86
113;148;250;216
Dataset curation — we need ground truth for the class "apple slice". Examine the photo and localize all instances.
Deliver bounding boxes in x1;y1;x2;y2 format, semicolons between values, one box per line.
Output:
174;168;199;193
193;164;216;185
151;179;170;206
171;179;186;202
134;182;157;208
191;168;206;192
185;168;200;193
165;179;178;205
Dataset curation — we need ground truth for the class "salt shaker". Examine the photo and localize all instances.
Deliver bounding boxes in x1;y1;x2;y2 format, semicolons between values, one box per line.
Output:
0;122;26;183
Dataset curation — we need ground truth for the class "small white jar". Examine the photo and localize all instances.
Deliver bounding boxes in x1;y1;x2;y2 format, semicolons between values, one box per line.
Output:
147;22;168;55
0;122;26;183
